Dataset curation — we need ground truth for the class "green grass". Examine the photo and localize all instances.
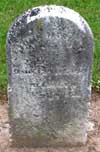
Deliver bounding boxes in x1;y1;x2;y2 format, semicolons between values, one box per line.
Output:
0;0;100;96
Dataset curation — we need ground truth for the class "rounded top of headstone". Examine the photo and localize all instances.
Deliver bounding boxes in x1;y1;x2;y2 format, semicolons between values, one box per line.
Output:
28;5;92;34
6;5;94;77
7;5;93;39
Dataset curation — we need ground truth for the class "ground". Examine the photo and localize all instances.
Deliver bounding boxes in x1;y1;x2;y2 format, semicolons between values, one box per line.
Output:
0;91;100;152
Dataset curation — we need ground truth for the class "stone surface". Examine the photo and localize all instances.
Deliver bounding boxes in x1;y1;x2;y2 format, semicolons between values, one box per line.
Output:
6;5;94;146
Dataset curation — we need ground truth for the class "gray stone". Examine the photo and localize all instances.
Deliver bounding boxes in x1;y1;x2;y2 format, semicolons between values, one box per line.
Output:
6;5;94;147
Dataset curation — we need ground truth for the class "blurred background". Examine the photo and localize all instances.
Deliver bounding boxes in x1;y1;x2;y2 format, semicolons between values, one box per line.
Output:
0;0;100;100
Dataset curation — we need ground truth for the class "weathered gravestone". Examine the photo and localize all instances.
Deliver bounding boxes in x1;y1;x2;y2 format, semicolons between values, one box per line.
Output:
6;5;94;146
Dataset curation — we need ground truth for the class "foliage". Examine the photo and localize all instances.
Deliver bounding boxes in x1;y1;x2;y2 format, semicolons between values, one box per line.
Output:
0;0;100;95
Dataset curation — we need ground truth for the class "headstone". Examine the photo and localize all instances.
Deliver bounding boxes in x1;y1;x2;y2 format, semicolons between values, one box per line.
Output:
6;5;94;146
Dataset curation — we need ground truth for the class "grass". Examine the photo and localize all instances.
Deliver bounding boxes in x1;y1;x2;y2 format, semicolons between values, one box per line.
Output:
0;0;100;96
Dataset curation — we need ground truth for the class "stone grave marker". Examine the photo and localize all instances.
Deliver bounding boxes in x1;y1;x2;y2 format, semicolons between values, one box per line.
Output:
6;5;94;146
